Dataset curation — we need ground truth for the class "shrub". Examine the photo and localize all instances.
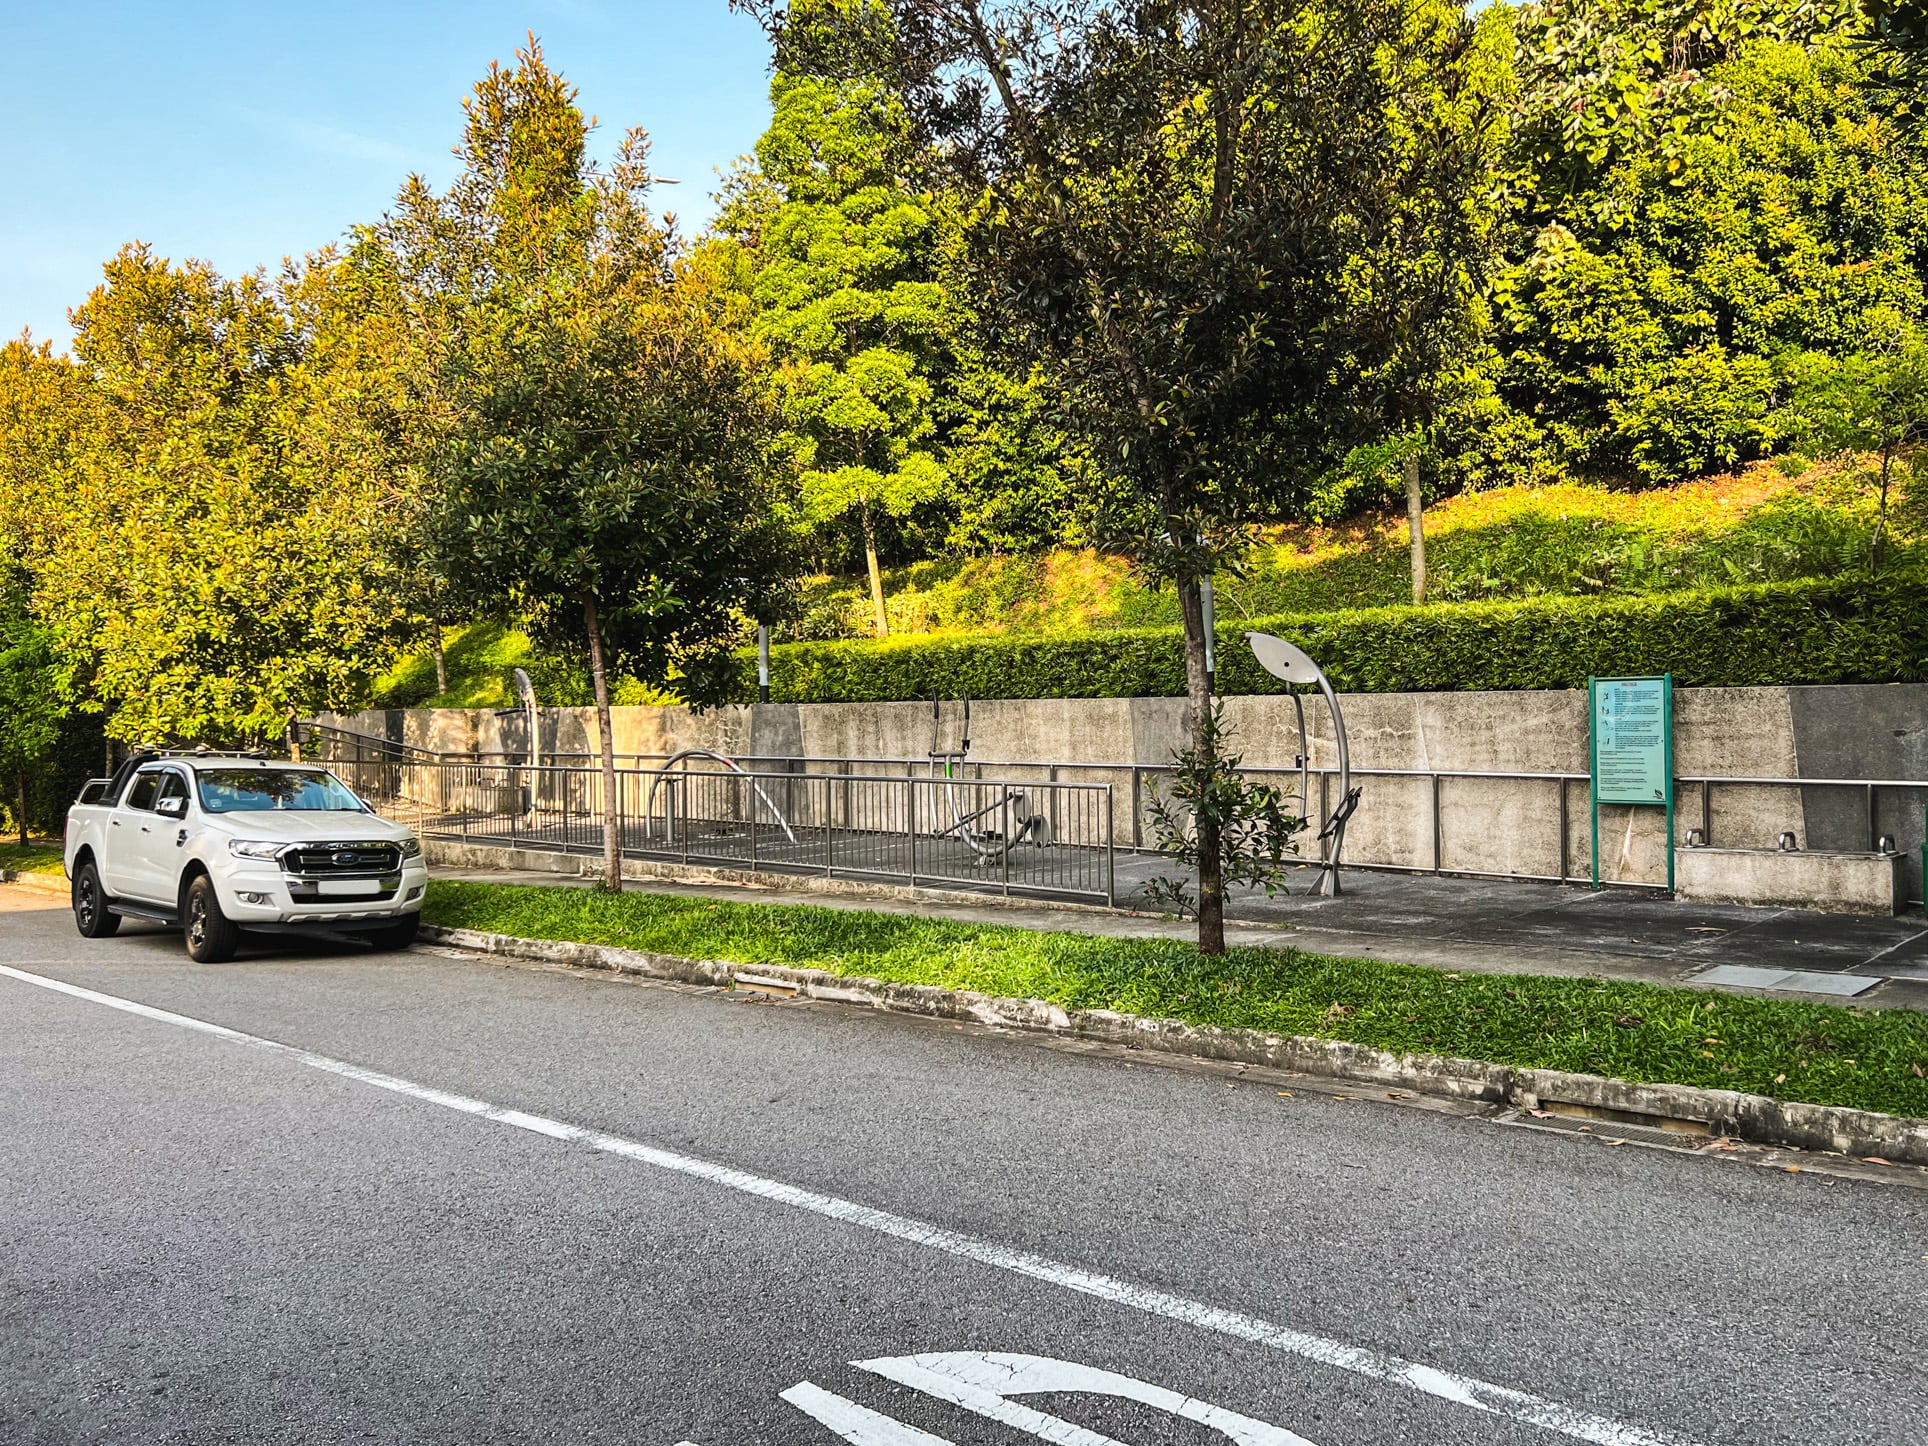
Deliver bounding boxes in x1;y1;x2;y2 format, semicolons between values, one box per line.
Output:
756;573;1928;701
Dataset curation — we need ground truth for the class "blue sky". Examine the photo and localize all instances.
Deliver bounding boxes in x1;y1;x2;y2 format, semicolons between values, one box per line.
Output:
0;2;775;349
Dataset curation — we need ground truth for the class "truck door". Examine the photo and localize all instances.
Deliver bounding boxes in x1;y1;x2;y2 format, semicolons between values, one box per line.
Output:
104;767;166;901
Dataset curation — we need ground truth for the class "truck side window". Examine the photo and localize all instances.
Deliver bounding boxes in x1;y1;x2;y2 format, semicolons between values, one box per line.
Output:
156;772;189;807
124;772;162;812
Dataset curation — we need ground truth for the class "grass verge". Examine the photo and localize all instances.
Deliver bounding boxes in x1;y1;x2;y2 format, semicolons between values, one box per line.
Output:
423;881;1928;1120
0;843;64;876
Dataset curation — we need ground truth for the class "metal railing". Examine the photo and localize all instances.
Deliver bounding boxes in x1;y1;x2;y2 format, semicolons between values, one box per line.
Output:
300;722;1928;903
316;748;1116;906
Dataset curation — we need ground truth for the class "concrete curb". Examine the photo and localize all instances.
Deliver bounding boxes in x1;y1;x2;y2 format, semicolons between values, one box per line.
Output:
1;870;68;897
421;923;1928;1168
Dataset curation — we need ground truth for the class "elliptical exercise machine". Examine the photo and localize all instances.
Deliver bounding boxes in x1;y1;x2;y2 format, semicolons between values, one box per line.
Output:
927;697;1054;862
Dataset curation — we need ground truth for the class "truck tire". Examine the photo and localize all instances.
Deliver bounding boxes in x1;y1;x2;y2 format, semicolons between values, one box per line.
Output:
362;913;421;952
71;860;122;939
182;874;239;963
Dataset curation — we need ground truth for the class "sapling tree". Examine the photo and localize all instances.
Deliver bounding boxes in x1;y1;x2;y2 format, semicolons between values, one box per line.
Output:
1793;315;1928;571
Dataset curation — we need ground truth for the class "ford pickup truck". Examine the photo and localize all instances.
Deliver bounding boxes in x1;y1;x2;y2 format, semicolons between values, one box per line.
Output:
65;751;429;962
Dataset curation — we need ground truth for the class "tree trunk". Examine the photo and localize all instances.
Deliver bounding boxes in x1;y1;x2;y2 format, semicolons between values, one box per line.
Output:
862;502;889;638
583;594;623;895
431;610;449;695
1405;453;1427;605
1874;447;1893;574
15;768;28;847
1178;576;1224;955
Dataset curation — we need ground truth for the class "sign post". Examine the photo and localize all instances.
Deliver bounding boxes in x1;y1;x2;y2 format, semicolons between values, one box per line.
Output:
1588;674;1675;891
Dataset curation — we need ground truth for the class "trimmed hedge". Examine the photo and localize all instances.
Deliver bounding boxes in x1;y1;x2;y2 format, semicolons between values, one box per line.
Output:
756;573;1928;702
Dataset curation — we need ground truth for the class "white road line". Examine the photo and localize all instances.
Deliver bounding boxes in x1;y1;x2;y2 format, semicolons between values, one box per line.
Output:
1;963;1697;1446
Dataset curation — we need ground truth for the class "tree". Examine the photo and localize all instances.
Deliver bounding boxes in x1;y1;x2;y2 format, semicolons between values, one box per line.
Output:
1792;314;1928;570
9;247;415;745
750;0;1500;952
0;566;65;846
731;13;949;636
388;42;793;891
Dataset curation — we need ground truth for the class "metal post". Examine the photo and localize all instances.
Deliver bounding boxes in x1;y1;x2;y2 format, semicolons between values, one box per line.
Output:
757;624;771;705
1557;777;1569;882
748;773;758;869
1104;784;1116;907
1431;773;1443;875
1001;793;1011;896
1131;767;1142;849
823;774;834;877
906;776;917;887
1702;778;1713;848
1868;782;1879;852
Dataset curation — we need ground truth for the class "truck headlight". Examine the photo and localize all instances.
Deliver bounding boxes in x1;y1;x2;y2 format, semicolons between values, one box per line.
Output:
228;840;283;860
400;837;422;860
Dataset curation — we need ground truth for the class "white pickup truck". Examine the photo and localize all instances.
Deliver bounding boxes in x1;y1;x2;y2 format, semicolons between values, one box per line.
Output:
65;750;429;962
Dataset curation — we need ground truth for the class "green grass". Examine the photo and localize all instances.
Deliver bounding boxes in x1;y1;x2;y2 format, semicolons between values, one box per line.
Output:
423;880;1928;1120
0;843;64;876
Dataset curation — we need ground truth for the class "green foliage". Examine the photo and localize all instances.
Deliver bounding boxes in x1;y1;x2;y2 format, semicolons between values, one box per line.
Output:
1789;313;1928;567
756;572;1928;701
729;15;950;631
389;42;792;710
1141;705;1307;918
423;880;1928;1117
0;565;67;842
1492;20;1928;484
0;252;415;745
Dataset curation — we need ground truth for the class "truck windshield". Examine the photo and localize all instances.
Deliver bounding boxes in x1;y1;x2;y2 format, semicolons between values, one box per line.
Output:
195;769;367;813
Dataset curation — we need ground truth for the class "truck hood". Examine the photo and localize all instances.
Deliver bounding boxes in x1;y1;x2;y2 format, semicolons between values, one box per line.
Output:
199;811;412;845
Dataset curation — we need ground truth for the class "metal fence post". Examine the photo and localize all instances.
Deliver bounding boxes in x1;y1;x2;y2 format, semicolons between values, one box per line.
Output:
1431;773;1443;875
905;776;917;887
1131;766;1142;850
748;773;758;869
1104;784;1116;907
823;773;834;876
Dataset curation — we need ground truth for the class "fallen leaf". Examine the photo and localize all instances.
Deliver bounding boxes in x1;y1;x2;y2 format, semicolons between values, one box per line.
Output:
1529;1109;1552;1118
1864;1157;1894;1167
1914;1064;1924;1079
1783;1165;1803;1173
1276;1091;1293;1098
1774;1073;1787;1084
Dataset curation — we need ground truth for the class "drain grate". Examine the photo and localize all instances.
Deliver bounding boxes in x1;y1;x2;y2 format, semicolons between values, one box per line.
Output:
1501;1110;1716;1150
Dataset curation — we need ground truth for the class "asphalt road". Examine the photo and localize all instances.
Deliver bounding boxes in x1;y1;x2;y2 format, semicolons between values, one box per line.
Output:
3;886;1926;1446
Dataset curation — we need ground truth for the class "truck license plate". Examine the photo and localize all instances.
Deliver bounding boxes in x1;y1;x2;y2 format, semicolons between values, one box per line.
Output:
316;880;381;897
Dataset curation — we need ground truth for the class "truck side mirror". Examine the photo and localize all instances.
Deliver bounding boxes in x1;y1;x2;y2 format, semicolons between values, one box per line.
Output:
156;796;188;820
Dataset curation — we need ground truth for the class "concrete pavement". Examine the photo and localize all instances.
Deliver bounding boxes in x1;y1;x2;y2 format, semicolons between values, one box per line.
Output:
4;887;1927;1445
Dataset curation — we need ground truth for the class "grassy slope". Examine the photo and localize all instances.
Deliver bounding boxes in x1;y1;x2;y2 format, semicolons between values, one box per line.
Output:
424;881;1928;1120
794;459;1895;640
370;459;1898;694
0;843;64;875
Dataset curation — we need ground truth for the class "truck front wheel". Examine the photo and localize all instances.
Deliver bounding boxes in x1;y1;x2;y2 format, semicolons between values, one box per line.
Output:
183;874;239;963
72;861;122;939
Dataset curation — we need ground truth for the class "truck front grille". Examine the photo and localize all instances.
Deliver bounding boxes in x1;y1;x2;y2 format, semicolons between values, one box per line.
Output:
281;842;404;877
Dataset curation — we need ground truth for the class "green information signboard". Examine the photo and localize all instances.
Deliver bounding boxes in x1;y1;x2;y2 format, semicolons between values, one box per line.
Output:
1589;675;1675;890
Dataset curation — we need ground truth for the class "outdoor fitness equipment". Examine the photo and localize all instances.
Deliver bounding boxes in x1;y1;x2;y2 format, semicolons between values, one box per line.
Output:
642;749;799;846
1245;633;1360;897
928;697;1054;862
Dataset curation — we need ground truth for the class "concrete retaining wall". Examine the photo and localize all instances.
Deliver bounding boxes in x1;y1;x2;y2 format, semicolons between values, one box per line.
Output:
319;682;1928;903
